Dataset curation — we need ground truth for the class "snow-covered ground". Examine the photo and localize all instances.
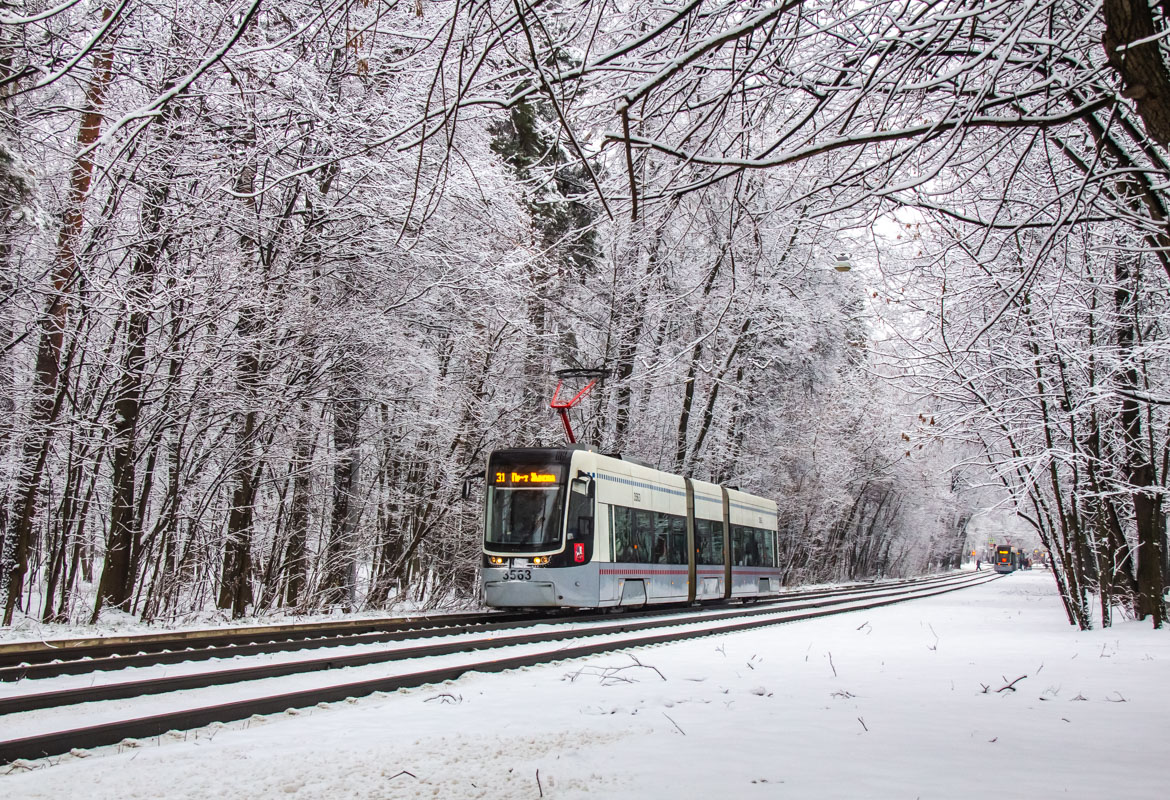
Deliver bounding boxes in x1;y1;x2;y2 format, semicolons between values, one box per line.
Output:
3;570;1166;799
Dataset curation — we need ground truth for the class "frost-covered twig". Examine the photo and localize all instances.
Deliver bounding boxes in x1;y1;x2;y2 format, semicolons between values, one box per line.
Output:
564;655;666;685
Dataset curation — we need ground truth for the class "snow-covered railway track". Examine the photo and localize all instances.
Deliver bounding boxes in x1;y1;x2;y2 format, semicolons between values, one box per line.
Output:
0;572;970;683
0;572;996;764
0;571;982;716
0;610;541;680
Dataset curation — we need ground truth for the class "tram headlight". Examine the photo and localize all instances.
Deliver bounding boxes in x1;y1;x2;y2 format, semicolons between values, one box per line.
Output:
532;556;549;565
488;556;506;566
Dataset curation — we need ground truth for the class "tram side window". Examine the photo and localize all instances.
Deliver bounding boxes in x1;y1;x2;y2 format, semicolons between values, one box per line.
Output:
694;518;709;563
728;526;777;567
744;527;762;566
652;512;671;563
696;518;723;565
668;515;687;564
762;529;777;567
613;506;689;564
613;506;633;562
731;525;746;566
566;481;593;540
633;509;654;563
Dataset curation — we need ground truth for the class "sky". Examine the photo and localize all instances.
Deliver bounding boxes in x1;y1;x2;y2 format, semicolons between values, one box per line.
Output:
2;569;1167;799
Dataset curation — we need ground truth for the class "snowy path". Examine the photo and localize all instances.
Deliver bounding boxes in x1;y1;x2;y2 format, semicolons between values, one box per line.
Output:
2;571;1166;799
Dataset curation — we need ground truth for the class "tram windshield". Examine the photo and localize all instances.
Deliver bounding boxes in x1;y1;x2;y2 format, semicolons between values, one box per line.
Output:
484;462;566;552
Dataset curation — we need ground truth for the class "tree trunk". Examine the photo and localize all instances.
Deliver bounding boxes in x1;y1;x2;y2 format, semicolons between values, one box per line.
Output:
1114;256;1165;626
217;287;264;618
92;178;172;619
2;21;116;624
320;372;362;609
612;226;667;451
1102;0;1170;147
218;443;259;617
282;408;314;609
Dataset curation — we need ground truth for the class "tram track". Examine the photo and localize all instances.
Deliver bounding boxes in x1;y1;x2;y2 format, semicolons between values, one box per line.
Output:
0;610;540;674
0;571;985;715
0;571;971;683
0;571;996;765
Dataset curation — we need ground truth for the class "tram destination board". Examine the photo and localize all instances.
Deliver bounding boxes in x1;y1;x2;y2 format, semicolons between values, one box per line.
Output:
489;466;564;486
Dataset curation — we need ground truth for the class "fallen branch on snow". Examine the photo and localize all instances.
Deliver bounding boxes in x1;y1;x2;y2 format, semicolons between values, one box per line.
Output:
997;675;1027;692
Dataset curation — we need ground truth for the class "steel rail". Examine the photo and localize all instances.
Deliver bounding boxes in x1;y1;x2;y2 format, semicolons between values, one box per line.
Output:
0;610;539;668
0;572;971;682
0;573;997;764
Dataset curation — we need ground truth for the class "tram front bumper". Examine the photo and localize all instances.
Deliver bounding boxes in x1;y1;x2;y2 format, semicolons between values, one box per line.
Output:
484;580;558;607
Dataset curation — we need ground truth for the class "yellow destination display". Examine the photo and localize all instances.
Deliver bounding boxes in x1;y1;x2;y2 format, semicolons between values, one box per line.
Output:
493;470;559;485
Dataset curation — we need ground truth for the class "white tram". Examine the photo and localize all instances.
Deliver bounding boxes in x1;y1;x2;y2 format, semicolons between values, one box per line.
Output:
481;445;782;608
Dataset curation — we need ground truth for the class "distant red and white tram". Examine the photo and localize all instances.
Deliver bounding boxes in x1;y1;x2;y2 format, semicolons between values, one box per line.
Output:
481;445;782;608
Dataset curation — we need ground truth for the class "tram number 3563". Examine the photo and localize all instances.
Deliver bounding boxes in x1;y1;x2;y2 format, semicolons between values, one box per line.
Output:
504;568;532;581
